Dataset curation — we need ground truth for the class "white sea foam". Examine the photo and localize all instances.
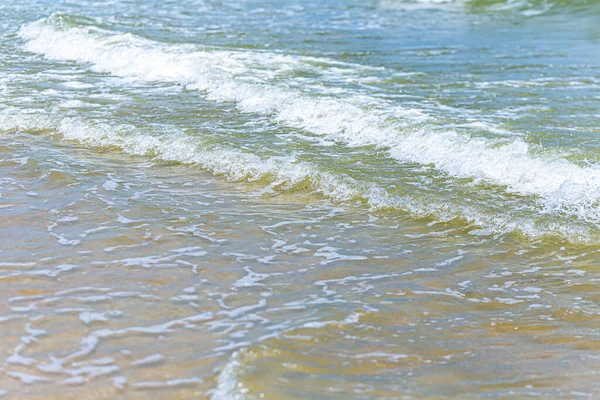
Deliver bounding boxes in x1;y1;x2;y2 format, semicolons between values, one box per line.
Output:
211;350;254;400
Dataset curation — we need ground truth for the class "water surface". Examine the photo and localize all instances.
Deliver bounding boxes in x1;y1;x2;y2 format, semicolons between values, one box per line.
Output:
1;0;600;398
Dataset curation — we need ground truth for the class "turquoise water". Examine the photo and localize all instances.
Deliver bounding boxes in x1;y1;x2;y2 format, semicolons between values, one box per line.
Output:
1;0;600;398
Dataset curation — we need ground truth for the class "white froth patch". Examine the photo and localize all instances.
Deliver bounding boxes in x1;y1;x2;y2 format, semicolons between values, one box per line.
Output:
132;377;203;389
7;371;50;384
62;81;95;89
112;376;127;390
212;350;248;400
79;310;122;325
116;214;134;224
102;180;119;191
131;354;165;367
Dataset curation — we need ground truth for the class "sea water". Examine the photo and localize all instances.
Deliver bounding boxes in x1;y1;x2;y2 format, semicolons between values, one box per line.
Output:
1;0;600;398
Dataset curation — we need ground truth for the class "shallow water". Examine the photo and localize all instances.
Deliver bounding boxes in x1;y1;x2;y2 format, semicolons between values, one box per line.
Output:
1;0;600;398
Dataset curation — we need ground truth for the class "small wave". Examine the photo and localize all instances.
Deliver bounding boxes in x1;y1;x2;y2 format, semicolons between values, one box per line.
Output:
0;108;393;206
13;16;600;241
1;108;598;243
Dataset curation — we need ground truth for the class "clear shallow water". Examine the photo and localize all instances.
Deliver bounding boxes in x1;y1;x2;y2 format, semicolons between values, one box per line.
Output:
1;0;600;398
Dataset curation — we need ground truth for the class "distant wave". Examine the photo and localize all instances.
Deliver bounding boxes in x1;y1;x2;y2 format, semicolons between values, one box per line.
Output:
379;0;600;15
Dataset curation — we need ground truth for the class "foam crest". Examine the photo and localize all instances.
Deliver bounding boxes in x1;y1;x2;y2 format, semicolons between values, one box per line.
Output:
391;130;600;221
